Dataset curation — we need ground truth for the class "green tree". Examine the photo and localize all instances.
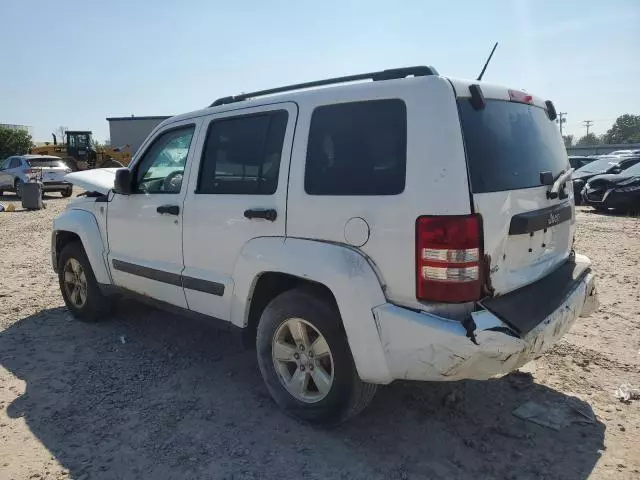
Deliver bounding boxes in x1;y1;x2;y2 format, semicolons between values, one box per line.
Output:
602;114;640;144
562;135;574;148
0;126;33;158
576;133;599;146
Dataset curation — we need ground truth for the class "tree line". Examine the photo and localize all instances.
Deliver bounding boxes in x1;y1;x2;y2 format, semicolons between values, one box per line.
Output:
563;114;640;148
3;114;639;159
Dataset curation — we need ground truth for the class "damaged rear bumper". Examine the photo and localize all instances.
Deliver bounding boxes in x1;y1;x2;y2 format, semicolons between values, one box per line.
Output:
373;254;598;382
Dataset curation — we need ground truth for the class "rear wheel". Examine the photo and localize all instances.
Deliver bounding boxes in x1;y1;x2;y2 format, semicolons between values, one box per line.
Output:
14;179;22;199
58;241;111;322
61;187;73;198
256;288;377;425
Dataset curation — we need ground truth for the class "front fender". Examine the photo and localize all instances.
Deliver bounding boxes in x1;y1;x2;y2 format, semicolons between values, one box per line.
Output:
231;237;392;384
52;209;111;285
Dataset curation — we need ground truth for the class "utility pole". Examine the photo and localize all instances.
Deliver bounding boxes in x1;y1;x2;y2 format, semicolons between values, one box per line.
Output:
583;120;593;136
557;112;567;136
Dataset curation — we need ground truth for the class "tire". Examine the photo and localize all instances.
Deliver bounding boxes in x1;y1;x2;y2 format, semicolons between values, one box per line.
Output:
99;159;124;168
58;241;111;322
256;287;377;425
14;179;22;199
62;187;73;198
63;157;79;172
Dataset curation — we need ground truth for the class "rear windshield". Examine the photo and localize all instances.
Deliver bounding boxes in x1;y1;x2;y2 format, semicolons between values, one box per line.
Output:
457;99;568;193
27;159;66;168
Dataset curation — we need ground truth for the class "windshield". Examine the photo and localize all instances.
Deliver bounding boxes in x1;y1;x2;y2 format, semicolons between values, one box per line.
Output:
457;99;568;193
621;162;640;176
27;159;66;168
574;157;619;174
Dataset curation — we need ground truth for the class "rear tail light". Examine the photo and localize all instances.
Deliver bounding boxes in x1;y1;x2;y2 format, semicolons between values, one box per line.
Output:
25;168;37;174
416;215;483;303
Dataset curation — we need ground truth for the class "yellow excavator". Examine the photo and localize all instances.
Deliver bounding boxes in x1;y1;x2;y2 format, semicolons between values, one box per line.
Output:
31;131;132;171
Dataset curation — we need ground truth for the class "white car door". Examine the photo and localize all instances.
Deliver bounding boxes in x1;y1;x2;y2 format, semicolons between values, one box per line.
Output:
106;120;201;308
181;103;297;320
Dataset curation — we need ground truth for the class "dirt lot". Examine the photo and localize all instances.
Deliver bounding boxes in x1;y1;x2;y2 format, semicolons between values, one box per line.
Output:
1;193;639;480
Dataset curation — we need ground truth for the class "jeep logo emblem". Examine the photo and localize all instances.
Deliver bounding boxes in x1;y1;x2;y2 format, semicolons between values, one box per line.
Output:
548;211;561;226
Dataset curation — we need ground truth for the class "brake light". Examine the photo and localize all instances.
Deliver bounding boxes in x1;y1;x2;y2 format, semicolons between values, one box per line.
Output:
508;89;533;104
25;168;37;174
416;215;483;303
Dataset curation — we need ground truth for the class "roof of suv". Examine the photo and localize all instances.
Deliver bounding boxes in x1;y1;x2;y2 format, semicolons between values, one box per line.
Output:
18;154;62;160
154;67;548;133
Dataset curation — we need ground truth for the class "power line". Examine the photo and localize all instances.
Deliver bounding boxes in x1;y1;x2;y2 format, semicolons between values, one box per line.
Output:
557;112;567;136
583;120;593;136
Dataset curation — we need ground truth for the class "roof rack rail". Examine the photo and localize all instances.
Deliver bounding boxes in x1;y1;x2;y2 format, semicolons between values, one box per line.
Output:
210;65;438;107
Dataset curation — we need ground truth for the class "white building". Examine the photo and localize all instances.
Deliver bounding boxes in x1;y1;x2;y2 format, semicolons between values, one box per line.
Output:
106;116;170;154
0;123;33;136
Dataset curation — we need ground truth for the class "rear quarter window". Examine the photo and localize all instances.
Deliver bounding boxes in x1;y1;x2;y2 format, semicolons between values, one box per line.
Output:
28;159;66;168
305;99;407;195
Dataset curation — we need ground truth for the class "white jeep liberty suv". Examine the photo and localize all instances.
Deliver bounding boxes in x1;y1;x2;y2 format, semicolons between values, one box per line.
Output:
52;66;598;425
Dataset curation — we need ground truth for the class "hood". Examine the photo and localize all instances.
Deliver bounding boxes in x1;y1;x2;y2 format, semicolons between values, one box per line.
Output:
64;168;119;195
588;173;640;187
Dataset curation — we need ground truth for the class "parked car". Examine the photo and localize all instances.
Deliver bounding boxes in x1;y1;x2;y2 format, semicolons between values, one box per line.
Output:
572;155;640;204
51;67;598;424
608;150;635;156
0;155;73;198
582;160;640;212
568;155;595;169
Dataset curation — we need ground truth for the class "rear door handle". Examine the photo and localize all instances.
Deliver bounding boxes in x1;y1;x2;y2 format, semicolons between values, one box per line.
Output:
244;208;277;221
157;204;180;215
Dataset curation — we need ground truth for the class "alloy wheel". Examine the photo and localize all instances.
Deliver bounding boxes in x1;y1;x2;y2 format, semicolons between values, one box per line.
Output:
272;318;334;403
63;258;88;308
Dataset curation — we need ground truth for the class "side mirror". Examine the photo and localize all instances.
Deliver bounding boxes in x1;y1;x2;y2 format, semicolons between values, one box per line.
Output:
113;168;132;195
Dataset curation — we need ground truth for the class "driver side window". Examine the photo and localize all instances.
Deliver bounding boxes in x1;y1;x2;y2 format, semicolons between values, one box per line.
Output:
134;125;195;194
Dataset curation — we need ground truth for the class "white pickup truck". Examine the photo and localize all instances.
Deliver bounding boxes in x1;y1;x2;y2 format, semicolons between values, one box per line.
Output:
52;66;598;425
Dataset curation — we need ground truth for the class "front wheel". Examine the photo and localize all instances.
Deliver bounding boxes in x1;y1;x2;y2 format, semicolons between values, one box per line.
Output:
256;288;377;425
100;158;124;168
58;241;111;322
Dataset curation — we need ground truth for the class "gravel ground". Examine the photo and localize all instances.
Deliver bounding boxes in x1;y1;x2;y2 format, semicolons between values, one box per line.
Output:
1;193;639;480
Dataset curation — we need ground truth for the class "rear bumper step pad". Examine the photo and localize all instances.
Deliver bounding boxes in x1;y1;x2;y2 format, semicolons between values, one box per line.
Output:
479;257;590;335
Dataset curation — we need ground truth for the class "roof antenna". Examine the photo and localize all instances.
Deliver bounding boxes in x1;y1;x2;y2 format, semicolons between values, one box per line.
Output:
477;42;498;81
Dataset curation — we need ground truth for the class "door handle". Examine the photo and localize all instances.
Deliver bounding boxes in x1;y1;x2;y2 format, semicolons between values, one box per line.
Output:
157;204;180;215
244;208;277;221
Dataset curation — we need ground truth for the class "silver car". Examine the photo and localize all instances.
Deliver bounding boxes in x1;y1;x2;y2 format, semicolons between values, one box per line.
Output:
0;155;73;198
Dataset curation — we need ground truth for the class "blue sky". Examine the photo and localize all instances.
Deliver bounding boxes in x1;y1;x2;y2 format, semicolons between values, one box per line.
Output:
1;0;638;143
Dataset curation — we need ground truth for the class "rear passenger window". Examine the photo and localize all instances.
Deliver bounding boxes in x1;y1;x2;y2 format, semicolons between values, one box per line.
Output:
305;99;407;195
197;110;288;195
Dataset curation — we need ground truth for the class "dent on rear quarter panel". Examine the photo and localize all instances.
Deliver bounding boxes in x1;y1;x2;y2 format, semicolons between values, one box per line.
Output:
231;237;393;383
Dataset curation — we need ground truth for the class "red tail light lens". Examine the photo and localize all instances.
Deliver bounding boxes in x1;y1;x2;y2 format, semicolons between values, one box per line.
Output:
416;215;483;303
25;168;37;174
508;90;533;104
